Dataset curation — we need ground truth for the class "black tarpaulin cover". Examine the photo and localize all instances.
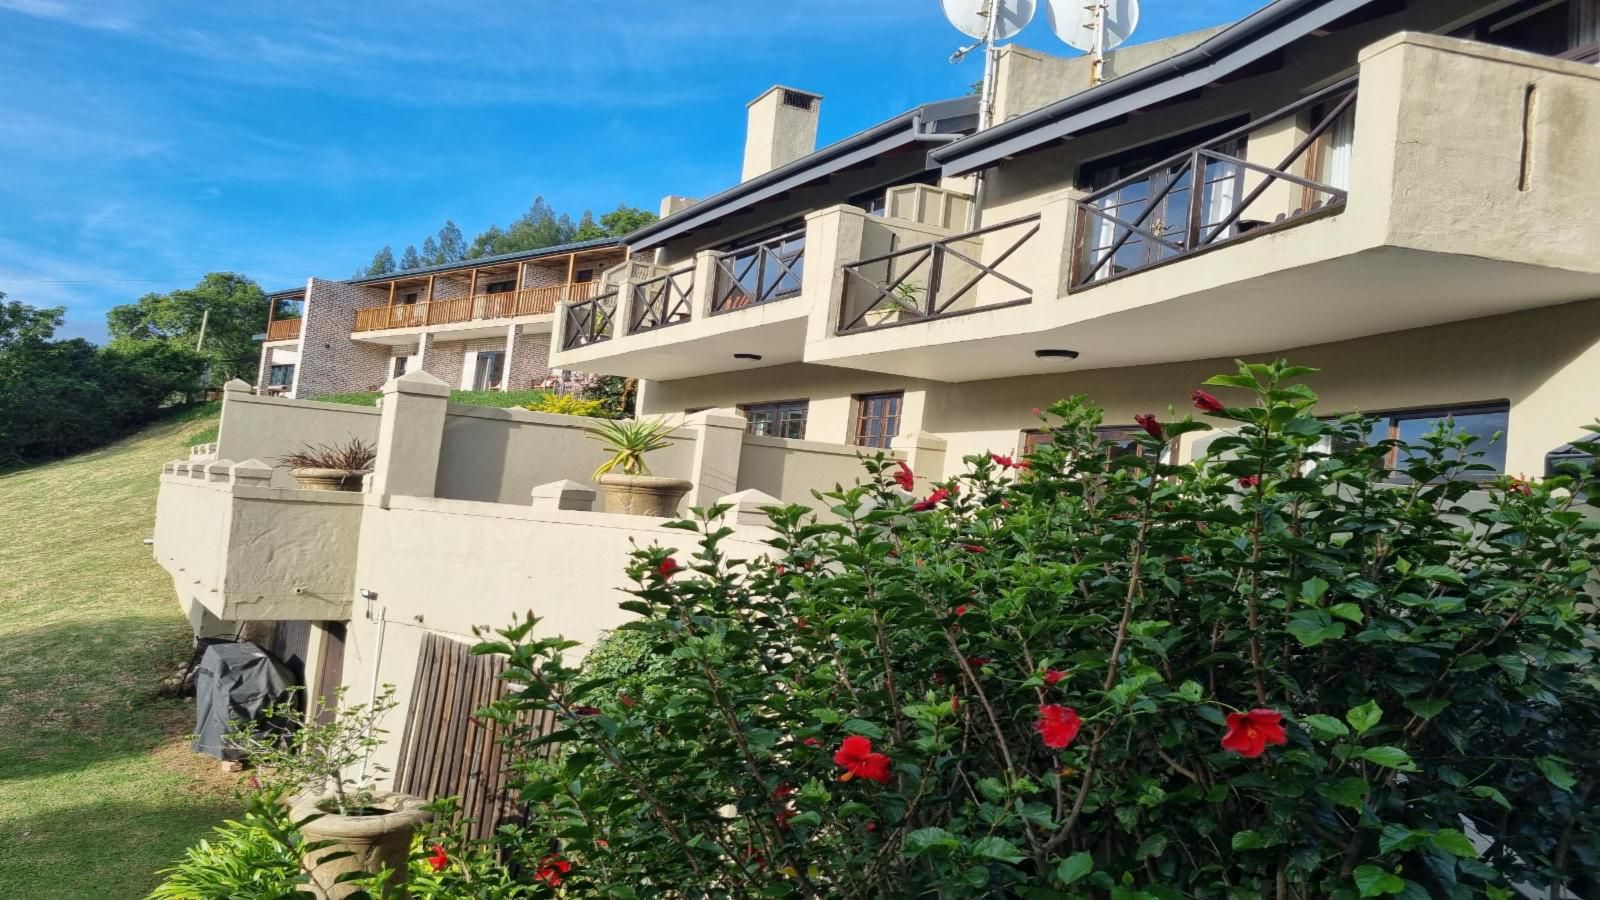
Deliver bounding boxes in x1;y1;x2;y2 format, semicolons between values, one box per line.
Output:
191;641;293;760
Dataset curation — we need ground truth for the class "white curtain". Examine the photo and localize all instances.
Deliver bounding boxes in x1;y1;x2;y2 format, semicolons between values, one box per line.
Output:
1318;109;1356;193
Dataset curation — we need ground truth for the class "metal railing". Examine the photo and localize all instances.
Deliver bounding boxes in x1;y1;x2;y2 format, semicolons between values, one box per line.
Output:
628;266;696;334
1072;76;1357;288
352;283;597;332
837;214;1041;335
265;318;302;341
711;229;805;314
560;289;618;350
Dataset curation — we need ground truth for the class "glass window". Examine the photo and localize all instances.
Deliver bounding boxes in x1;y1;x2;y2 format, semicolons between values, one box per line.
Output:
854;392;904;449
1331;404;1509;480
484;279;516;294
472;351;506;392
268;364;295;387
741;400;808;440
1021;426;1172;462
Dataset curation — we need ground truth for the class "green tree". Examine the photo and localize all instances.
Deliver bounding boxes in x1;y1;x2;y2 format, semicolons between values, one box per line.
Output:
399;245;422;271
599;204;657;237
437;221;466;263
105;272;268;382
573;210;604;241
366;246;397;276
421;236;441;266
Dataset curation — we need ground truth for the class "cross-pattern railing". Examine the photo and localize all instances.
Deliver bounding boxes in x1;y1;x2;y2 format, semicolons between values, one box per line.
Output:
837;214;1042;335
1073;76;1357;289
561;289;618;350
712;229;805;314
628;266;696;334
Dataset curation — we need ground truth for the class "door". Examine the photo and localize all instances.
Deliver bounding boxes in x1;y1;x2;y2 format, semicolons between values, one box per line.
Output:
314;622;346;726
472;351;505;391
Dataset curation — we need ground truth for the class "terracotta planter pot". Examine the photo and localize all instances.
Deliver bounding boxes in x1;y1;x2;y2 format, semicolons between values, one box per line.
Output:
596;474;693;517
290;467;367;492
290;791;431;899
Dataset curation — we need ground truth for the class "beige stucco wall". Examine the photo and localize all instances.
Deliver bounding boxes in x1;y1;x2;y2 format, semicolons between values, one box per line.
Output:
991;28;1227;124
736;433;900;506
214;384;381;488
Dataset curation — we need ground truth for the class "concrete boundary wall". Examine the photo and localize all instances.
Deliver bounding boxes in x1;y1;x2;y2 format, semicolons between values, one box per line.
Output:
215;381;380;487
736;433;897;505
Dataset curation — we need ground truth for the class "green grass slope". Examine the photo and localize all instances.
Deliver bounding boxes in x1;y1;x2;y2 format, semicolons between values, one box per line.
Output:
0;404;239;899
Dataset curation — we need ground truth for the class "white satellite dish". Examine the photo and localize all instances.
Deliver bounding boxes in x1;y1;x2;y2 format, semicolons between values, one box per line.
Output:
1046;0;1140;53
941;0;1037;42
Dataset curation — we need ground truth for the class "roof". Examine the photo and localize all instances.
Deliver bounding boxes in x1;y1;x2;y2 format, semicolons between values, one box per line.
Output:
346;236;623;285
931;0;1378;175
265;287;305;300
626;95;979;252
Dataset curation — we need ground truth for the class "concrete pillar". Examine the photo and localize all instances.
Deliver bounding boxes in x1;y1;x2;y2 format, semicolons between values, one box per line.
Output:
214;378;252;462
530;479;596;512
502;324;517;391
801;204;868;343
716;488;781;527
204;460;236;484
231;459;274;488
416;331;432;369
891;431;949;486
371;370;449;500
691;250;721;319
684;410;748;509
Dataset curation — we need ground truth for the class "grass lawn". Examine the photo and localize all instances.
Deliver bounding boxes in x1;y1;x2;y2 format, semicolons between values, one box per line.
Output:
314;388;548;408
0;403;240;899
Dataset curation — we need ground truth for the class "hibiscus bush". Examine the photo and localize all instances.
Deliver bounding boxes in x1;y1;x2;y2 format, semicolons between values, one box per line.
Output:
476;360;1600;898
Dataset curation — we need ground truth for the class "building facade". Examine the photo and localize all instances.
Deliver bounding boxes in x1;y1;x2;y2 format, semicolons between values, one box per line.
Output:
254;239;625;399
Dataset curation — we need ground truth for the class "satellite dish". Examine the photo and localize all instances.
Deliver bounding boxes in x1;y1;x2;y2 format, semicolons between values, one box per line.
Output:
941;0;1037;42
1046;0;1140;53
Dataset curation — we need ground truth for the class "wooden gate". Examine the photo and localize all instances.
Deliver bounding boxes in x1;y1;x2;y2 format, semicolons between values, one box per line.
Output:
392;633;558;840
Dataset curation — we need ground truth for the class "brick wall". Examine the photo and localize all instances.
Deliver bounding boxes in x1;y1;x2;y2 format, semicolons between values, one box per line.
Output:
508;331;552;390
293;278;392;399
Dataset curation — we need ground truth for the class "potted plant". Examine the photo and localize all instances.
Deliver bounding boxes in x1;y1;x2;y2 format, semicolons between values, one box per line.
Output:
278;439;377;492
227;685;429;899
587;418;691;516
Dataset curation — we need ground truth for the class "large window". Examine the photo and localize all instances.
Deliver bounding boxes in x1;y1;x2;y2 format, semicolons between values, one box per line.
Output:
1331;403;1509;480
741;400;809;440
267;364;295;388
854;392;904;449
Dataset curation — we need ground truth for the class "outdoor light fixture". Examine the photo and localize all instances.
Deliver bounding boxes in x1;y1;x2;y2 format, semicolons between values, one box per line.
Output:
733;353;763;361
1034;349;1080;359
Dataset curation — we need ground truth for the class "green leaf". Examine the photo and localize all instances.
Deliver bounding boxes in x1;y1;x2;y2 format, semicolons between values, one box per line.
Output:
1231;830;1265;850
970;836;1025;864
1495;655;1528;684
1403;697;1450;720
810;708;842;724
842;719;885;739
1055;851;1094;885
1327;603;1365;624
1379;825;1424;853
1303;714;1350;739
1288;610;1346;647
1177;680;1204;703
1360;746;1417;771
903;827;960;857
1471;785;1512;810
1300;576;1330;603
1346;700;1383;736
1538;756;1577;791
975;777;1006;803
1412;564;1464;585
1136;834;1168;860
1317;776;1369;809
1430;828;1479;859
1353;865;1405;897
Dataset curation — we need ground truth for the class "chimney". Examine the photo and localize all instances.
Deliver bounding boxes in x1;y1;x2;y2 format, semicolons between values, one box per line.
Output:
742;86;822;181
659;195;698;218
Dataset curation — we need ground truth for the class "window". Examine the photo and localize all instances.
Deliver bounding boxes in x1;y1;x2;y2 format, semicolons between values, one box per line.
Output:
1330;403;1509;481
1305;101;1356;201
1021;426;1175;462
575;269;595;283
402;291;419;305
1453;0;1599;58
268;364;295;388
854;392;904;449
740;400;808;439
391;354;416;379
484;279;516;294
471;351;506;391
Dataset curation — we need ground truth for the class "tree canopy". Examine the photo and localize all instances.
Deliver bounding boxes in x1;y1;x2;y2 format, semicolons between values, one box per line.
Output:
371;199;656;275
105;272;269;383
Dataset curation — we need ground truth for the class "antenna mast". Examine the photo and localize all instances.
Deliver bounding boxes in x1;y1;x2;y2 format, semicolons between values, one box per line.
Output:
1088;0;1107;85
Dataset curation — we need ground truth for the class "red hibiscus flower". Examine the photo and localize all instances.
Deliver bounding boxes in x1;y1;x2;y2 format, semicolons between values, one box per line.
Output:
619;693;637;708
1031;407;1043;417
774;563;787;576
990;452;1016;468
773;784;796;800
427;844;449;873
1238;475;1260;489
802;736;822;748
1014;459;1032;470
1508;475;1533;496
910;487;951;512
656;557;681;579
893;460;916;491
571;705;602;716
961;544;986;554
1220;708;1288;758
796;616;808;629
954;604;969;616
966;656;992;669
833;735;892;784
1036;704;1083;749
865;820;879;832
1041;668;1067;686
1134;413;1164;440
536;856;572;886
1191;390;1225;414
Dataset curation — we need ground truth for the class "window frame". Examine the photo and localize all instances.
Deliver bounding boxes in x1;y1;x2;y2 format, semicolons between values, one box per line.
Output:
1326;401;1510;482
739;399;810;440
267;363;295;388
852;391;905;449
1021;425;1179;464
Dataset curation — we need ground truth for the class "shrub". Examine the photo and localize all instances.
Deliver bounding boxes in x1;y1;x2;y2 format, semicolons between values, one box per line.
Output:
147;791;313;899
225;686;396;816
479;361;1600;898
524;393;608;417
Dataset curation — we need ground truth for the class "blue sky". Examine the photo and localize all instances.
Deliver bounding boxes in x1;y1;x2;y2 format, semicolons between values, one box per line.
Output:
0;0;1248;342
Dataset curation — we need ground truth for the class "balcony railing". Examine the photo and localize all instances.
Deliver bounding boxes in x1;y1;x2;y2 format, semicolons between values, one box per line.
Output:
352;283;597;332
837;214;1042;335
561;289;618;350
1072;76;1357;289
628;266;695;335
711;229;805;314
265;318;302;341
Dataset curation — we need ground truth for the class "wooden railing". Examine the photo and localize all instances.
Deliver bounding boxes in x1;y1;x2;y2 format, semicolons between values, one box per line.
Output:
560;290;618;350
628;266;696;334
265;318;302;341
352;284;597;332
1072;77;1356;288
838;214;1041;335
712;229;805;314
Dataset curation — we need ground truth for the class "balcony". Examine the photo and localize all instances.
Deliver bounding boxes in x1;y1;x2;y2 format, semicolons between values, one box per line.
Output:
265;318;302;342
353;283;599;334
805;33;1600;383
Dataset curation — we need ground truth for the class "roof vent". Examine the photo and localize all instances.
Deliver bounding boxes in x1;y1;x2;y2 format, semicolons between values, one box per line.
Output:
781;89;816;111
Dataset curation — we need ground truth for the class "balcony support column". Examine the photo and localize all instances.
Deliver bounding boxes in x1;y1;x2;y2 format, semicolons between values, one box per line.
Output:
684;410;748;509
372;370;449;502
501;324;517;392
891;431;949;486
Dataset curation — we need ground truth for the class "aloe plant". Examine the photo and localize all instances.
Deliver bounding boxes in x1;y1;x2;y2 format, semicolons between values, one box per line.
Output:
586;418;676;480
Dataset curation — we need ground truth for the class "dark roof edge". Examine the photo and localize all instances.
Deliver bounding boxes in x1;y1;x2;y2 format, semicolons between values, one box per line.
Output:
345;236;622;285
932;0;1371;175
626;96;978;251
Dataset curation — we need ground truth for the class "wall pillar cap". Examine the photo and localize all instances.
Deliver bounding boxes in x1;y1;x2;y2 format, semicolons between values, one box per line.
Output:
892;431;948;452
805;203;867;223
383;369;450;398
204;459;237;483
717;488;782;526
231;458;275;486
685;409;748;430
530;479;597;512
223;378;252;394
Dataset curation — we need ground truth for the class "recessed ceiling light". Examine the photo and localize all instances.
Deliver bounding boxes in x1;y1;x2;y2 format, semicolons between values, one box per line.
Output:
1034;349;1080;359
733;353;763;361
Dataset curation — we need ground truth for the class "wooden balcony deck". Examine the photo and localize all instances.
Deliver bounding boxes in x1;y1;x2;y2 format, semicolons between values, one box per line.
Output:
353;283;598;333
265;318;302;341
